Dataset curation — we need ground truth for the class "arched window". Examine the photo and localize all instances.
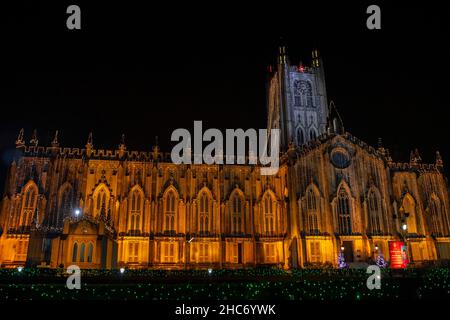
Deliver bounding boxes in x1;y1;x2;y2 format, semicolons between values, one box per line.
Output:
79;243;86;262
402;194;417;233
129;189;142;232
263;194;275;234
309;129;317;141
22;185;37;226
164;191;176;232
95;188;108;216
297;128;305;145
231;194;243;234
337;188;352;234
199;192;210;234
87;243;94;263
368;190;382;234
294;80;313;107
72;243;78;262
306;189;319;233
307;189;317;211
429;198;442;235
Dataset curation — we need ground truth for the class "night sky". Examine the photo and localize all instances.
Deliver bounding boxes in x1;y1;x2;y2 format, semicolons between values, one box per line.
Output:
1;2;449;190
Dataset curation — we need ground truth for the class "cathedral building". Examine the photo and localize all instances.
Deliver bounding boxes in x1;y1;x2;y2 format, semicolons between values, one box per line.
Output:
1;48;449;269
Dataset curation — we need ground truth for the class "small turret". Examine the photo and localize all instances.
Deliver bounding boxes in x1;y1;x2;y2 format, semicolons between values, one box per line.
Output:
410;148;422;165
436;151;443;167
377;137;386;156
85;132;94;157
51;130;59;148
118;133;126;157
327;101;344;134
385;149;393;165
152;136;160;161
29;129;38;147
15;128;25;149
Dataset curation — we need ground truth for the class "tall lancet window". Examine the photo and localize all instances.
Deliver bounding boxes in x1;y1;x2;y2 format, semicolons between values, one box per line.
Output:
164;191;176;233
337;188;352;234
130;189;142;233
72;243;78;262
87;243;94;263
199;192;210;234
297;128;305;145
368;190;382;234
309;128;317;141
294;80;302;106
402;195;417;233
231;194;243;234
263;194;275;234
79;243;86;262
95;188;108;216
60;186;73;219
429;198;442;236
306;189;319;233
22;185;37;226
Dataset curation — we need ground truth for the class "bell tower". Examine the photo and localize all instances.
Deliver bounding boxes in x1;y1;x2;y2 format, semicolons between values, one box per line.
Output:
267;47;329;150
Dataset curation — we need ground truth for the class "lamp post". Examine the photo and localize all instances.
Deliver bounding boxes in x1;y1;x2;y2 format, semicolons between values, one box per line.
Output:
374;244;379;261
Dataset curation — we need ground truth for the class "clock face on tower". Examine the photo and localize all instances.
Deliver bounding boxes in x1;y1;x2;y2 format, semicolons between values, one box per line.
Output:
330;148;351;169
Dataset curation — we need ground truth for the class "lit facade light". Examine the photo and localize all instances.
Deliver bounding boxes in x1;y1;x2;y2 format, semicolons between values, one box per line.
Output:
120;267;125;274
340;246;345;251
74;209;80;216
402;224;407;231
17;266;24;272
208;268;213;274
374;245;379;251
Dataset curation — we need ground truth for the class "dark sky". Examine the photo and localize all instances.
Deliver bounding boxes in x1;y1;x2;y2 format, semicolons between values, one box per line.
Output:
1;1;449;190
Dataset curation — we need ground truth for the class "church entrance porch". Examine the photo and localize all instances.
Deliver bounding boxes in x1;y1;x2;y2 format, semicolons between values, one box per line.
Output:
222;238;254;268
337;236;367;266
342;241;354;262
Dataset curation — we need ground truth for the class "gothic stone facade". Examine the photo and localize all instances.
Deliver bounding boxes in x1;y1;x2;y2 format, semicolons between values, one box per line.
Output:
1;49;450;269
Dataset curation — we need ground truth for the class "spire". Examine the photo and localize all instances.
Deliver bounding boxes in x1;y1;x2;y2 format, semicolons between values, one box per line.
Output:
436;151;443;167
118;133;126;157
51;130;59;147
85;132;93;157
327;101;344;134
29;129;38;147
377;137;383;148
385;148;393;164
86;132;93;148
152;136;160;160
185;136;192;159
15;128;25;149
415;148;422;163
410;148;422;165
377;137;386;156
